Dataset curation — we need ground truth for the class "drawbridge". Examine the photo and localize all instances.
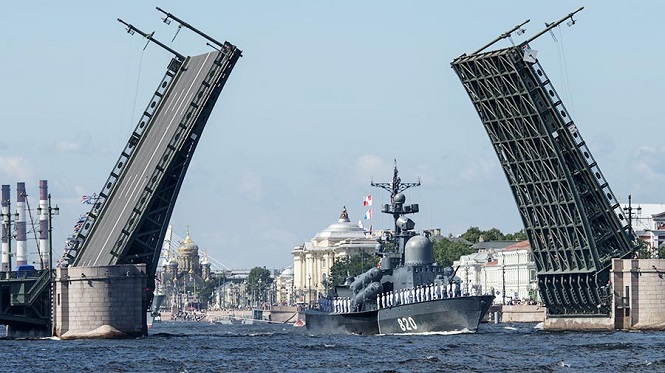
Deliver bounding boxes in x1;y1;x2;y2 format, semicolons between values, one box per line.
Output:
62;9;242;304
451;8;637;317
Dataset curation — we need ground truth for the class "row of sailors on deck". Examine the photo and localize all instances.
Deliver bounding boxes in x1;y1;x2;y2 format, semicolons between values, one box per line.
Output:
318;282;463;313
376;282;461;309
318;298;352;313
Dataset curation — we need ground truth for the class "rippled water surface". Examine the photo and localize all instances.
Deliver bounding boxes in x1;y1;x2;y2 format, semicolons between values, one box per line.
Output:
1;321;664;372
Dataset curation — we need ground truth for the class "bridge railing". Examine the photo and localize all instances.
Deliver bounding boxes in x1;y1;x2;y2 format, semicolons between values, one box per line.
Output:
62;58;184;266
10;269;52;306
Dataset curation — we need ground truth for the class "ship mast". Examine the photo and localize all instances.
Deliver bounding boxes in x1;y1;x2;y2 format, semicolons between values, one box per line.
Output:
371;160;421;263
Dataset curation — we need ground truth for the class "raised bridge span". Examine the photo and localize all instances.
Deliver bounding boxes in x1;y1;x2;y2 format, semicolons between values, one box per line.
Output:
63;14;241;303
451;9;637;318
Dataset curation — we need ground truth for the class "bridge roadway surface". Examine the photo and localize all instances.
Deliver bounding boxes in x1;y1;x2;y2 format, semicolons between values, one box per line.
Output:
76;51;217;267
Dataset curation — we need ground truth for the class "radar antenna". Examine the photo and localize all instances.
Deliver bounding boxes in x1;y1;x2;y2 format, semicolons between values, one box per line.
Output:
371;160;420;202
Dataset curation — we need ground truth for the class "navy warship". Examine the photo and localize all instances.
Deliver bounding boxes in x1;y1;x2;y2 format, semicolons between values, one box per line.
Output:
305;164;494;334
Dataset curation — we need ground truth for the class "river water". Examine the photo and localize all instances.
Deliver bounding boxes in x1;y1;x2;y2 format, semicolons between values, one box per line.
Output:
1;321;663;372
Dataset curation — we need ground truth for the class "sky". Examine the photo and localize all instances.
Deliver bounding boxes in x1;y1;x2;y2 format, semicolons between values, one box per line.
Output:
1;1;663;270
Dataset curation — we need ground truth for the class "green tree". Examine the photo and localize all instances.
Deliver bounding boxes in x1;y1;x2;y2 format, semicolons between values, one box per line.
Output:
246;266;273;303
482;228;504;241
329;253;379;289
460;226;527;243
198;275;222;307
432;239;476;267
504;229;528;241
636;238;651;259
461;226;483;243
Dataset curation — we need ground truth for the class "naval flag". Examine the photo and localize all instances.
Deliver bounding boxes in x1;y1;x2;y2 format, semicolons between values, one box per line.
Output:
363;208;372;220
81;193;98;205
363;195;372;206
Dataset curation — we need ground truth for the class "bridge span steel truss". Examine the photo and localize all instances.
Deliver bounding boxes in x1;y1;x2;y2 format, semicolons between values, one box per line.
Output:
68;43;241;299
451;44;635;316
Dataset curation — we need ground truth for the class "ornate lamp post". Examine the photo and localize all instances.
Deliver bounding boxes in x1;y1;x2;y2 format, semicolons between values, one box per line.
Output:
258;278;262;308
308;274;312;308
501;259;506;305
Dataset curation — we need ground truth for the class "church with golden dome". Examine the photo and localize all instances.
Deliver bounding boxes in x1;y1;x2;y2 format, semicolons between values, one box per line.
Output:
156;230;212;311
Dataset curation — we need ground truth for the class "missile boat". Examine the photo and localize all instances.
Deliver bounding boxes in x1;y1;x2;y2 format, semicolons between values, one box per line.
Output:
305;164;494;335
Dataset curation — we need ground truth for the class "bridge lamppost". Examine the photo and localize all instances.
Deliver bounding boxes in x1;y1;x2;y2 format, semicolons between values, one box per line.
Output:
37;194;59;274
623;195;641;237
623;194;642;257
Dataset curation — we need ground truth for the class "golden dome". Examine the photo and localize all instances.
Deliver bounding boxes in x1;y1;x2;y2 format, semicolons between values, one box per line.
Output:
178;231;199;254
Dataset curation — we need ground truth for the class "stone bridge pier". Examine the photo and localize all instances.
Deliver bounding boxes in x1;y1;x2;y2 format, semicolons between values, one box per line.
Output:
54;264;147;339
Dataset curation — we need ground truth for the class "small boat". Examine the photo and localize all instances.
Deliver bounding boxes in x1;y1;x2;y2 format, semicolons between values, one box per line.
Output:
215;316;245;325
293;319;306;327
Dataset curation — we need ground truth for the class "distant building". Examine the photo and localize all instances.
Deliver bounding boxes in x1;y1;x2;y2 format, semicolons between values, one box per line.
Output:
291;207;376;305
275;266;295;305
621;203;665;256
455;240;538;305
156;231;210;311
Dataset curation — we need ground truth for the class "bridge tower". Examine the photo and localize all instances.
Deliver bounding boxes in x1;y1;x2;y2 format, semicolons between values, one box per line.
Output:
451;8;637;319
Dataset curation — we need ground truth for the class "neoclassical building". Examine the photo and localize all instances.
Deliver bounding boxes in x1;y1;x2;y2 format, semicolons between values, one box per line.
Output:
291;207;376;304
275;266;295;305
455;240;538;305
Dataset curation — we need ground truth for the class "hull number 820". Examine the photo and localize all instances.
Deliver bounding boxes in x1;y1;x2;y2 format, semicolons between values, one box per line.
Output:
397;317;418;331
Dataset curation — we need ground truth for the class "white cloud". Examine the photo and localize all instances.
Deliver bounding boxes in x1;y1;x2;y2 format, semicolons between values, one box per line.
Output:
0;156;33;181
631;145;665;198
55;141;81;153
352;155;389;183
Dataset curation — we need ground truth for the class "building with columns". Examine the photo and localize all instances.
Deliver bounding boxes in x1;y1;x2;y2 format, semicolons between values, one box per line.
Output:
455;240;538;305
275;266;295;305
291;207;376;305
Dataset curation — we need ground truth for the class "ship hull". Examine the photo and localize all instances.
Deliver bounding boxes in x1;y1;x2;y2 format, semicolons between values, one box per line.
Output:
305;295;493;335
305;309;379;335
378;295;494;334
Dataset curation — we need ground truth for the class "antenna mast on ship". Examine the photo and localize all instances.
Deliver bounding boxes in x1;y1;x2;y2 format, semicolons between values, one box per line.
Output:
371;160;421;264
